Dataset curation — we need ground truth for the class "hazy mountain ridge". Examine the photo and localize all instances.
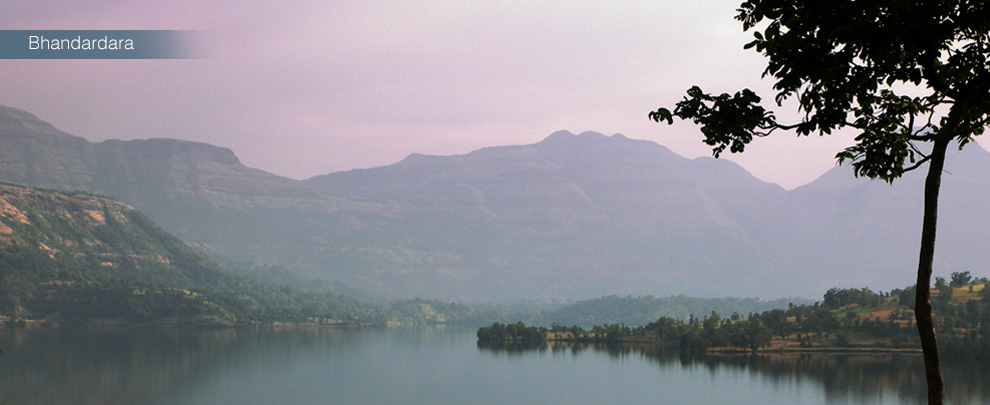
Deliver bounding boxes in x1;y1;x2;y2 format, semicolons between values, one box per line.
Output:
2;104;988;301
778;144;990;289
0;106;354;211
304;130;783;298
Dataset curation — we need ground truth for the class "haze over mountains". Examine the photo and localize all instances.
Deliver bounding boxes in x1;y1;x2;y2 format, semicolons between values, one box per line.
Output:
1;105;987;301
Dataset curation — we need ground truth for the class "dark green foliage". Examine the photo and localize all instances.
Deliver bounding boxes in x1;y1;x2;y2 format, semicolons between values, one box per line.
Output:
477;322;547;343
760;308;792;338
27;282;216;323
896;286;918;308
823;287;881;309
652;0;990;182
935;277;948;290
950;271;973;287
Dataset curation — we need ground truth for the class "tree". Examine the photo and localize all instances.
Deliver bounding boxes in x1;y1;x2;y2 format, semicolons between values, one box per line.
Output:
950;271;972;287
650;2;990;403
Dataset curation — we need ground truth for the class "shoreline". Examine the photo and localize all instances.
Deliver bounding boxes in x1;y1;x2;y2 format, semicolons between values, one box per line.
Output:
0;316;366;331
494;332;925;355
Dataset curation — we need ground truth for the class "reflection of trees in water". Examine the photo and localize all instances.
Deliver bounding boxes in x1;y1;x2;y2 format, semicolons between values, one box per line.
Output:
479;342;990;403
680;352;990;403
0;327;352;404
685;353;926;402
477;340;548;357
477;340;666;359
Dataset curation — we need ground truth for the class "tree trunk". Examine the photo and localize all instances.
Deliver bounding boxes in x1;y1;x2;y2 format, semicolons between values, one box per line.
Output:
916;136;950;405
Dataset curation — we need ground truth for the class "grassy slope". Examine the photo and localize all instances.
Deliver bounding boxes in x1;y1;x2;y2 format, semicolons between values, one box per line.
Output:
755;283;987;352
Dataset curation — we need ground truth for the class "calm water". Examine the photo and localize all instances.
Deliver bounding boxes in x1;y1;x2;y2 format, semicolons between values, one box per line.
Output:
1;326;988;404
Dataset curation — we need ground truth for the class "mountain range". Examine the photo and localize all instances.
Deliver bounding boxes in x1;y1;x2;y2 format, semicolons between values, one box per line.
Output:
1;104;987;301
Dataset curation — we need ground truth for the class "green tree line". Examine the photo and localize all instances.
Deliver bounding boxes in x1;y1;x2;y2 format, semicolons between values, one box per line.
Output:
480;277;990;359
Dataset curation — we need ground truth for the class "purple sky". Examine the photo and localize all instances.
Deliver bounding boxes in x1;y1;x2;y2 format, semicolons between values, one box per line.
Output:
3;1;980;189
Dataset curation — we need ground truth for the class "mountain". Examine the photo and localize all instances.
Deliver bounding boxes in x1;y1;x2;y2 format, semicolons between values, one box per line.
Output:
304;130;789;298
2;104;989;301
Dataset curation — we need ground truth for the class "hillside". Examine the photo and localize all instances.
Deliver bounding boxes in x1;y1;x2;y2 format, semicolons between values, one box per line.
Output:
0;182;449;326
2;104;990;301
0;182;230;287
0;182;246;324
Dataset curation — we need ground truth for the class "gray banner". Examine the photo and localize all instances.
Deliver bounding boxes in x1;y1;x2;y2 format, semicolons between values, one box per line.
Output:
0;30;202;59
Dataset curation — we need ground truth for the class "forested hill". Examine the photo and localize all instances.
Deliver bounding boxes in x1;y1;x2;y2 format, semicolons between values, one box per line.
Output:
0;182;492;326
0;181;226;288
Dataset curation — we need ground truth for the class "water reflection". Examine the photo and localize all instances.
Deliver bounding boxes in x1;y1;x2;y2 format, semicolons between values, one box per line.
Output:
0;327;356;404
478;341;990;404
3;327;989;404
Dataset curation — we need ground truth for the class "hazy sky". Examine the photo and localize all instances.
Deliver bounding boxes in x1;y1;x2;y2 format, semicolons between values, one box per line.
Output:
3;1;978;189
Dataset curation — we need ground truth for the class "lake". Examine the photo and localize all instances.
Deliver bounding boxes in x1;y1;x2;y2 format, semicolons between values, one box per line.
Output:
1;326;988;404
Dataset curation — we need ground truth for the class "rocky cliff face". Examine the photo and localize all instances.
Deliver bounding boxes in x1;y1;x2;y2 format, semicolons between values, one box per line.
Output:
0;182;135;253
0;181;227;287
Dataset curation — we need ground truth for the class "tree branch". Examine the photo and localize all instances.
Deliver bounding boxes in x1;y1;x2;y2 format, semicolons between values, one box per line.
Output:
902;154;934;173
908;141;930;159
907;133;936;141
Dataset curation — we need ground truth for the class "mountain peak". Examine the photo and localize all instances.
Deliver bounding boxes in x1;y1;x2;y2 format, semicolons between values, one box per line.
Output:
547;129;577;139
576;130;608;139
540;130;631;145
0;105;65;136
